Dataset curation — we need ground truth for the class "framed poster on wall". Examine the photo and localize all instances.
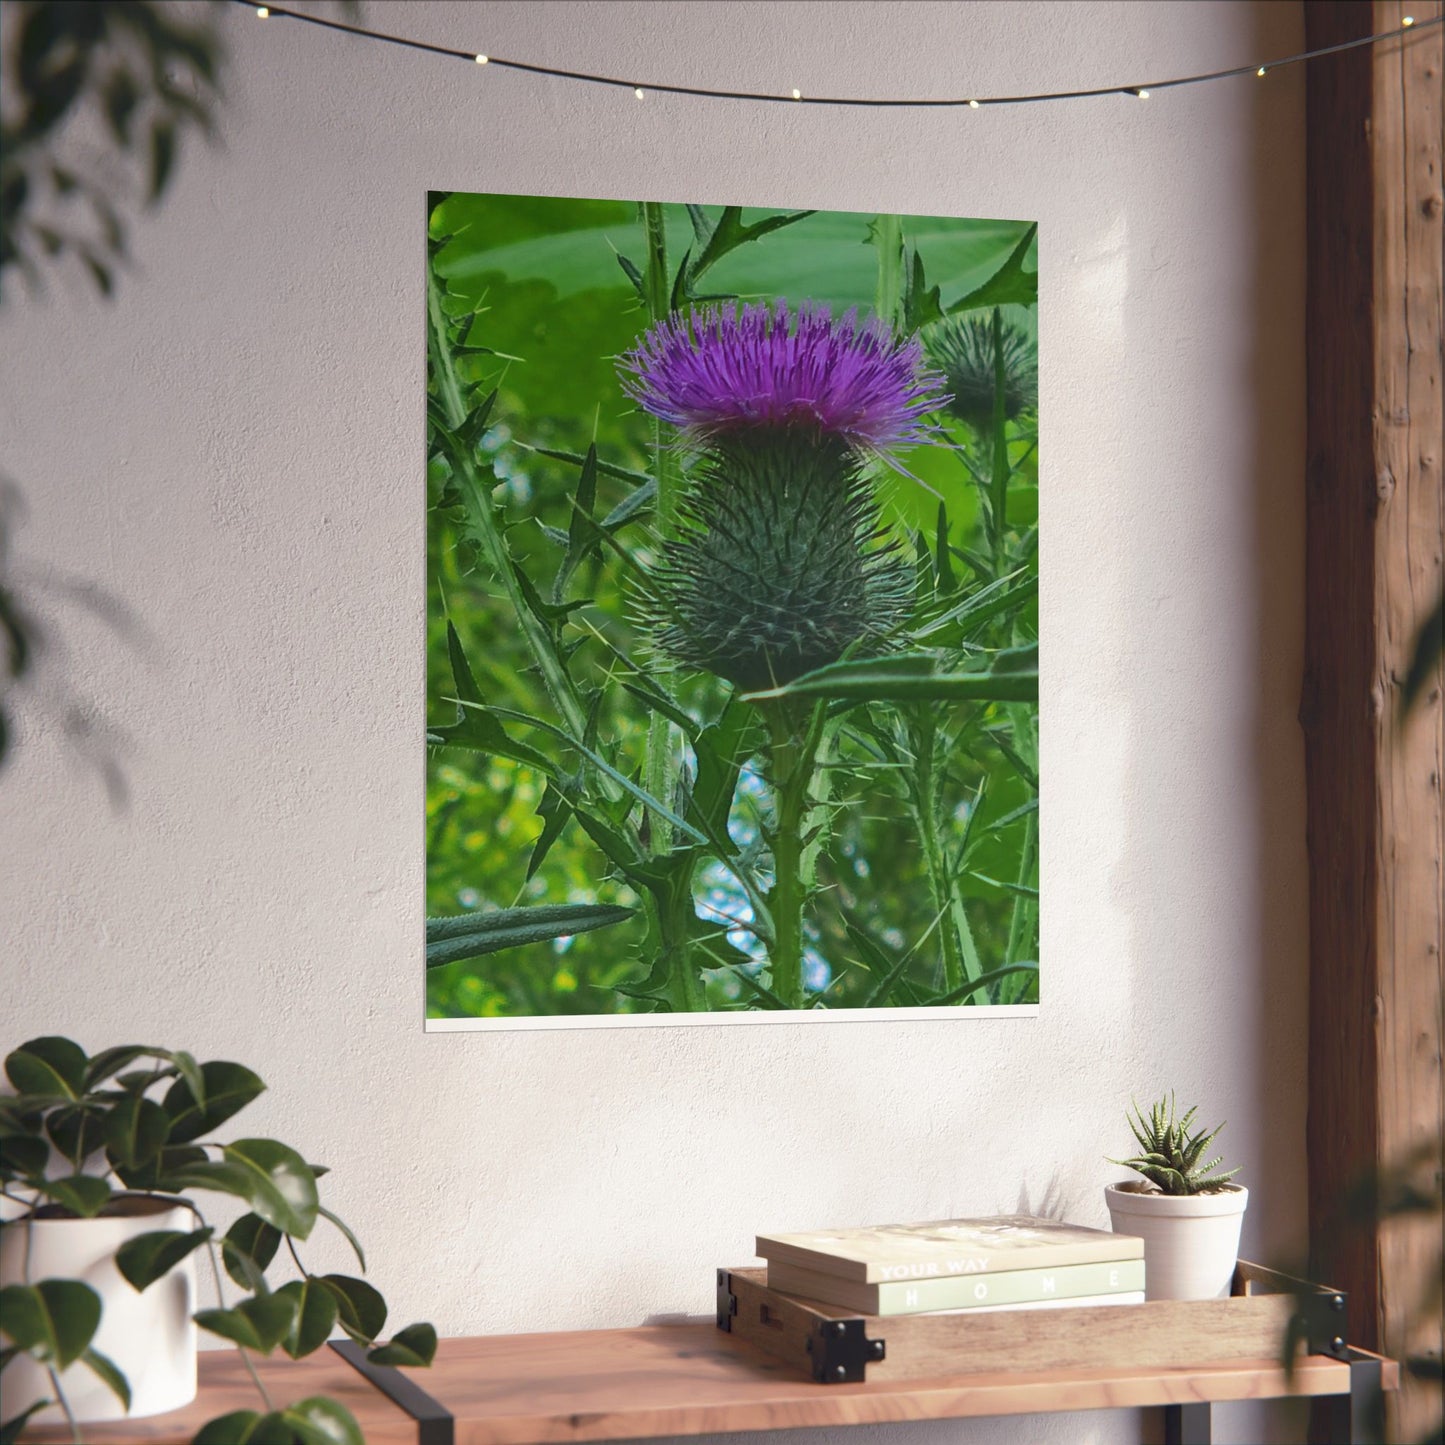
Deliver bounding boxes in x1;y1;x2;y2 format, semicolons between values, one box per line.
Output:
425;193;1038;1029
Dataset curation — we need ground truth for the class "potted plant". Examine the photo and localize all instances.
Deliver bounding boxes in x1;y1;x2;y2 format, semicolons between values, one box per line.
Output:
0;1036;435;1444
1104;1093;1248;1301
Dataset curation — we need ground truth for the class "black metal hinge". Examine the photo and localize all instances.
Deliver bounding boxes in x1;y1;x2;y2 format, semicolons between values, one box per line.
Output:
806;1316;886;1383
716;1268;738;1331
1296;1284;1351;1362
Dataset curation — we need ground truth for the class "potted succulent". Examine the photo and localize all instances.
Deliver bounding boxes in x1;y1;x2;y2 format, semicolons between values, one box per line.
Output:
1104;1093;1247;1301
0;1036;435;1444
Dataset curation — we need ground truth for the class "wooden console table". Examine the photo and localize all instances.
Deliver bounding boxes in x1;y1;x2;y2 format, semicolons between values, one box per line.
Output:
24;1320;1397;1445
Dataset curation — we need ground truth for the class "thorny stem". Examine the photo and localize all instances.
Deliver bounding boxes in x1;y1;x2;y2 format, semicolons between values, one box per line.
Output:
988;307;1010;575
426;261;590;745
1001;703;1040;1001
762;701;825;1009
662;878;705;1012
642;201;679;532
909;711;965;994
872;212;905;331
641;200;681;861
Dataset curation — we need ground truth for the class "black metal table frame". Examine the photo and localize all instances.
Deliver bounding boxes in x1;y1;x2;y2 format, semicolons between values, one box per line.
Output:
1162;1348;1384;1445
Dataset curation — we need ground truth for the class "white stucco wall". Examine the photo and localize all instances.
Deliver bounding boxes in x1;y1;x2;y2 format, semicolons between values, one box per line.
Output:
0;2;1307;1441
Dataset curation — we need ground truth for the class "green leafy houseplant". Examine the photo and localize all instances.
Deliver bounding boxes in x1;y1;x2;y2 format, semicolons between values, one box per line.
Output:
1110;1093;1241;1196
0;1036;436;1445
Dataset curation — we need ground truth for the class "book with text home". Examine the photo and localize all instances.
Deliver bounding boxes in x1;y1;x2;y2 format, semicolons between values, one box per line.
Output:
766;1256;1146;1315
757;1215;1143;1284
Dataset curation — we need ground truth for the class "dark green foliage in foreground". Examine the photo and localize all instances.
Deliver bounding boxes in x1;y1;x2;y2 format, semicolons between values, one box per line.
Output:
0;1036;434;1445
426;194;1040;1018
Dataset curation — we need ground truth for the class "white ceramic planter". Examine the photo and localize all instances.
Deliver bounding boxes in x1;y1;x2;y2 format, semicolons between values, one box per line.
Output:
0;1194;198;1423
1105;1180;1248;1301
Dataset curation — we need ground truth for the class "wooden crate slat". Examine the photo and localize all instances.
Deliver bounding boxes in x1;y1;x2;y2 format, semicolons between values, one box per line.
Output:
723;1260;1321;1383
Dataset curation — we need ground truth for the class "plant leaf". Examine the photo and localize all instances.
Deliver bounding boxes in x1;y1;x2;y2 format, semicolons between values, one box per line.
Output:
116;1227;213;1291
191;1411;275;1445
318;1206;366;1273
282;1397;366;1445
746;653;1038;704
194;1291;299;1354
83;1045;166;1091
1400;587;1443;716
5;1037;87;1099
614;250;647;303
44;1104;106;1167
479;703;709;844
366;1322;438;1369
222;1212;282;1290
926;961;1040;1005
117;1141;207;1192
0;1134;48;1181
162;1061;265;1144
104;1094;171;1168
0;1400;52;1443
426;903;635;969
80;1346;131;1410
947;222;1038;312
549;444;601;603
524;783;573;883
35;1174;112;1217
689;206;817;283
0;1280;101;1368
275;1278;339;1359
220;1139;319;1240
318;1274;386;1346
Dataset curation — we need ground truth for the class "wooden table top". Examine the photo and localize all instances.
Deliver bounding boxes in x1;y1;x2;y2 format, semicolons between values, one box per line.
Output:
23;1322;1399;1445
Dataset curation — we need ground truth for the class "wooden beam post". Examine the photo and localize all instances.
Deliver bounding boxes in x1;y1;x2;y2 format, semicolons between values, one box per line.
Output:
1303;3;1444;1439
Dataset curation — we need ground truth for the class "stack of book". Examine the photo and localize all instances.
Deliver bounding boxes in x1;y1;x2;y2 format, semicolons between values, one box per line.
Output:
757;1214;1145;1317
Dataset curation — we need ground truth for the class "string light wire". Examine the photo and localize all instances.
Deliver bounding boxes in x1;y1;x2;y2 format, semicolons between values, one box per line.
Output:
230;1;1440;109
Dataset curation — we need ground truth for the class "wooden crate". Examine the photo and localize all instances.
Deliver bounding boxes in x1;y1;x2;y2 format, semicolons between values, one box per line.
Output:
717;1260;1351;1384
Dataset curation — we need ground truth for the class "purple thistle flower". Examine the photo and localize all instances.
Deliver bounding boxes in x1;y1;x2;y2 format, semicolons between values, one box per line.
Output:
620;300;948;452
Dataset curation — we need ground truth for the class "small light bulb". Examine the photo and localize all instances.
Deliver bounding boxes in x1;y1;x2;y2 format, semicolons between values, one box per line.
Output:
1137;88;1150;100
1402;13;1415;24
475;53;488;64
634;87;644;100
792;88;801;100
968;99;980;109
1256;66;1267;77
256;4;269;14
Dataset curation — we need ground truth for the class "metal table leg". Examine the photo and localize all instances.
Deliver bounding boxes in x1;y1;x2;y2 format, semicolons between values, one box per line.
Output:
1164;1401;1212;1444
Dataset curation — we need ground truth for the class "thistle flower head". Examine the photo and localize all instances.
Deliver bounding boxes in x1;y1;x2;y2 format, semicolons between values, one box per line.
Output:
620;300;948;453
642;432;911;691
926;314;1037;434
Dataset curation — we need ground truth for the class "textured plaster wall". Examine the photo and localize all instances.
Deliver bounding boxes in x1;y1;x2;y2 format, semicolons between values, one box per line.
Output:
0;2;1307;1441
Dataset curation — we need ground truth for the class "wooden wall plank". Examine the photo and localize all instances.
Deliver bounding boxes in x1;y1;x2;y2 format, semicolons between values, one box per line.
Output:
1302;0;1386;1350
1305;3;1444;1438
1372;4;1445;1440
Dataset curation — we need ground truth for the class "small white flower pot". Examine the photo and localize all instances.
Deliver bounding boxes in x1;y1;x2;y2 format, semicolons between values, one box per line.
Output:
1105;1180;1248;1301
0;1194;198;1423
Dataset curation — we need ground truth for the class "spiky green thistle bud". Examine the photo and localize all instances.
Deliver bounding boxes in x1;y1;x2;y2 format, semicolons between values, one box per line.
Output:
642;430;910;692
927;314;1037;434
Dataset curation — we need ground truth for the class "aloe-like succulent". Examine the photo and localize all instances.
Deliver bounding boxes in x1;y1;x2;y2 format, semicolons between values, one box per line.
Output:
1110;1093;1241;1196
